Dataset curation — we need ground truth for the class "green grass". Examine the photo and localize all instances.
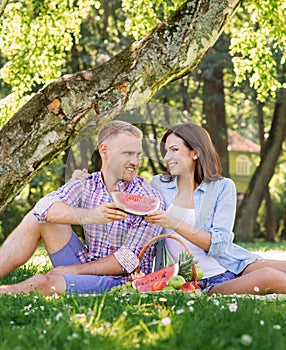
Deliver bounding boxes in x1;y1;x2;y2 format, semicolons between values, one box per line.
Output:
237;239;286;252
1;246;286;350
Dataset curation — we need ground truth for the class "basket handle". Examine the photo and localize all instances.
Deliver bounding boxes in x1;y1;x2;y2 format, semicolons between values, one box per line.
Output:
136;233;197;282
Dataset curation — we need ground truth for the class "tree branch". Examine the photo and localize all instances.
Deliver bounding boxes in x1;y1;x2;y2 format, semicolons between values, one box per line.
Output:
0;0;241;211
0;0;9;18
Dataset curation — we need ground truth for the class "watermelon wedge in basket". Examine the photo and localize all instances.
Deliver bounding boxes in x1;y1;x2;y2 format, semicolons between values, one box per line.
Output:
132;264;179;292
132;251;200;292
110;192;160;216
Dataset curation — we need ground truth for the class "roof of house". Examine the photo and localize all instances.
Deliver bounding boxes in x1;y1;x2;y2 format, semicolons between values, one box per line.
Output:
227;128;260;153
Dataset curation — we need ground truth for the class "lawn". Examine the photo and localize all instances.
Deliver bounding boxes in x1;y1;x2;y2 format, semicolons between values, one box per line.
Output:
1;243;286;350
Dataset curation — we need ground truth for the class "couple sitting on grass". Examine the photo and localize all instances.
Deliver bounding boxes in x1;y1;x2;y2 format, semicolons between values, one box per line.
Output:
0;120;285;296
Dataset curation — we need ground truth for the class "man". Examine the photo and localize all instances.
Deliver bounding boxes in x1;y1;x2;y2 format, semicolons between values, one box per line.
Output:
0;121;163;295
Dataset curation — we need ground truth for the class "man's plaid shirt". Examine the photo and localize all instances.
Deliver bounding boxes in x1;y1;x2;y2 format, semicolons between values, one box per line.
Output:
33;172;164;280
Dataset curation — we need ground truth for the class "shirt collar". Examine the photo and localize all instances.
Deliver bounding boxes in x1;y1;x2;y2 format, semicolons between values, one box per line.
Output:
118;179;130;192
165;175;207;193
97;171;105;188
166;176;178;189
96;170;138;192
197;181;207;192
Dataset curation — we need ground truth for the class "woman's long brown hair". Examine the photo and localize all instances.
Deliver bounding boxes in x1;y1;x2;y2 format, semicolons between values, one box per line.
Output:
160;123;222;184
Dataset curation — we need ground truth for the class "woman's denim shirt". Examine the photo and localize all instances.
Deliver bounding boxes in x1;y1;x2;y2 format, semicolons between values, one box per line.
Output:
151;175;261;275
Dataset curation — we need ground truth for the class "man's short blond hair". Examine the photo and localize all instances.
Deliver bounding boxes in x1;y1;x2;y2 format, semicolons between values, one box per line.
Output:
97;120;143;146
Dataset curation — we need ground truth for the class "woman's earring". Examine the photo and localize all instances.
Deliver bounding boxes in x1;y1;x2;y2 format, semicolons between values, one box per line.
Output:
193;155;198;160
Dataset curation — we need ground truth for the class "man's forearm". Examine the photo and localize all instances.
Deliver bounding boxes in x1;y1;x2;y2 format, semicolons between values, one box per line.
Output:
46;201;97;225
46;201;127;225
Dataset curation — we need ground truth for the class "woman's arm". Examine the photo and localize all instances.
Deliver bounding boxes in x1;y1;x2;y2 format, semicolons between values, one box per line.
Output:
145;179;237;255
205;179;237;256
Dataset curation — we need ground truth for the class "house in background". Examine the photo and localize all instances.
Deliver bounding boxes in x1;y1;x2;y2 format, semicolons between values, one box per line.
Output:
227;129;260;204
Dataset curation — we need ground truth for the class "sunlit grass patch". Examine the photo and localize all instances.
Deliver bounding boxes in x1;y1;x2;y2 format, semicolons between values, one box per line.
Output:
1;247;286;349
237;239;286;252
1;250;51;285
1;286;286;350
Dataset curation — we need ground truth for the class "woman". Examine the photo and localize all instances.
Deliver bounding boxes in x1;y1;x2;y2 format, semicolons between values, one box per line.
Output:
145;122;286;295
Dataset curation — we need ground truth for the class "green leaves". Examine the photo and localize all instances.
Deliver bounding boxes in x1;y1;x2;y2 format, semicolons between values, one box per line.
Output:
229;0;286;102
0;0;97;123
121;0;185;40
178;251;197;282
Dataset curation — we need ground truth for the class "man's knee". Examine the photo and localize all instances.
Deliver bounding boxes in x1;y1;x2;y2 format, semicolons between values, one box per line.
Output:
24;210;72;242
21;210;40;227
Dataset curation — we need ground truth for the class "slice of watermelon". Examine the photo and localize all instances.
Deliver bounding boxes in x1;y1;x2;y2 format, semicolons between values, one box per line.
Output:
132;263;179;292
110;192;160;216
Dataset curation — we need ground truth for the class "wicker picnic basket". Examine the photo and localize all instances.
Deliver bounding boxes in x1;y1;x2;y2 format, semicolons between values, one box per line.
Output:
134;233;198;283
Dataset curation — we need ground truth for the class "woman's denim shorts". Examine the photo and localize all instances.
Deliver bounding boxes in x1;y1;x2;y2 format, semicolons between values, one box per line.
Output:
200;271;238;292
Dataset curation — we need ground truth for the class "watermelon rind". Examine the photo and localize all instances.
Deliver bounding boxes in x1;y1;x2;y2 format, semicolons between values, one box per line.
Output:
110;192;160;216
132;263;179;292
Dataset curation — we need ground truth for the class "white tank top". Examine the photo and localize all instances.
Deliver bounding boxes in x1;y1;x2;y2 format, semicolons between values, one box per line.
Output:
165;204;226;279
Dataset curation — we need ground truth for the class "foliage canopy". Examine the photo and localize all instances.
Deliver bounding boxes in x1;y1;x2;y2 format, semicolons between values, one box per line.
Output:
1;0;286;125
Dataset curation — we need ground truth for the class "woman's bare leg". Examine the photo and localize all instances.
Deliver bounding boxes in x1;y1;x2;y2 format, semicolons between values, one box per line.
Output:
210;266;286;295
243;259;286;274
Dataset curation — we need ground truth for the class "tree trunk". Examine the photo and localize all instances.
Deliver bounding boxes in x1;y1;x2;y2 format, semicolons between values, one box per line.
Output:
257;101;276;240
201;35;230;177
234;88;286;241
0;0;241;212
264;186;277;240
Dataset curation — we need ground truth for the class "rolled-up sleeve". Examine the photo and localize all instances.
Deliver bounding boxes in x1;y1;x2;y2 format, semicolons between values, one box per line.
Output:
33;194;62;223
113;189;164;275
207;230;229;257
33;179;84;223
207;179;237;257
114;246;140;273
113;217;163;275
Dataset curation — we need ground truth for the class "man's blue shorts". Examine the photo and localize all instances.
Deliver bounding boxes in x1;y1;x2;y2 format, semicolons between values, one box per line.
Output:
49;232;125;294
200;271;238;292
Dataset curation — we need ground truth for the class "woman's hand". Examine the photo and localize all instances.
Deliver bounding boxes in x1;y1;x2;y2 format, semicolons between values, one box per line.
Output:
71;168;90;180
145;210;181;230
